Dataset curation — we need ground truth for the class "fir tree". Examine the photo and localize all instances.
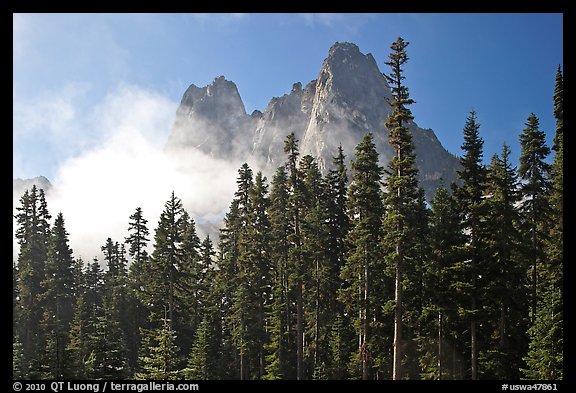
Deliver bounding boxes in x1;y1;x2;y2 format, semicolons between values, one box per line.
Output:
452;110;488;380
482;145;528;379
147;192;187;329
136;316;181;380
523;68;562;380
283;133;306;380
426;184;466;379
264;166;294;380
518;113;551;324
382;36;420;380
185;317;211;379
39;212;76;379
339;133;385;380
14;186;51;376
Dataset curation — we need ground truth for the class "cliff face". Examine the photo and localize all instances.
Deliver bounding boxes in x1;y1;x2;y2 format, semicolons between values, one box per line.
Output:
166;42;461;200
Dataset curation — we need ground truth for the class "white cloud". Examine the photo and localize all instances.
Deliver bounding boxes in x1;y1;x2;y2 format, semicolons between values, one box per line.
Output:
14;84;240;262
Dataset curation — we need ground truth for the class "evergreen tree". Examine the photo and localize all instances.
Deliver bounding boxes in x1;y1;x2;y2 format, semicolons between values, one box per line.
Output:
146;192;187;329
382;36;420;380
125;207;151;370
136;316;181;380
88;302;129;379
452;110;488;380
518;113;551;324
126;207;150;268
339;133;385;380
66;259;104;379
39;213;76;379
283;133;306;379
185;317;211;379
264;166;294;380
482;145;528;379
425;184;466;379
299;155;331;378
240;171;272;378
523;67;563;380
14;186;51;376
218;164;255;379
325;145;350;287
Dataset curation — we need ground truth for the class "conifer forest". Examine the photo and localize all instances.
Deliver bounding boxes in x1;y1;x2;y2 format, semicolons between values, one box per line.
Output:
13;38;563;380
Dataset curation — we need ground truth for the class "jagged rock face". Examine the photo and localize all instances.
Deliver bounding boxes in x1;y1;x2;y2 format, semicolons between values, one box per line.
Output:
165;75;252;157
13;176;52;199
165;42;461;200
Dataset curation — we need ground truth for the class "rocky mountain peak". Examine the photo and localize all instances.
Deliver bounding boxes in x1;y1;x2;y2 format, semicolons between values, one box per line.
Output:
165;42;461;200
165;75;248;157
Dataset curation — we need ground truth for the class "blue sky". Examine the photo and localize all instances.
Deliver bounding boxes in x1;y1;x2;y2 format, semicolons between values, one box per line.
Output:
14;13;563;180
12;13;563;260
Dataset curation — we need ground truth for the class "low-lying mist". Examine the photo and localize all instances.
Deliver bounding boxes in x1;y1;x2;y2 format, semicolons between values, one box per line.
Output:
13;84;245;262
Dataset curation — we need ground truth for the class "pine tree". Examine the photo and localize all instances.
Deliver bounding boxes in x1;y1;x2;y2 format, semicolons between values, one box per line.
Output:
426;184;466;379
283;133;306;380
147;192;187;329
382;36;420;380
39;212;76;379
89;302;129;379
125;207;151;370
66;259;104;379
339;133;385;380
14;186;51;376
452;110;488;380
325;145;350;288
518;113;551;325
136;316;181;380
523;67;562;380
482;145;528;379
299;155;331;378
264;166;294;380
185;317;211;379
241;171;272;378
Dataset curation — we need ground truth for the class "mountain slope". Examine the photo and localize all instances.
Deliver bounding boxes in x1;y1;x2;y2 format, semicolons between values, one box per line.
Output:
166;42;461;200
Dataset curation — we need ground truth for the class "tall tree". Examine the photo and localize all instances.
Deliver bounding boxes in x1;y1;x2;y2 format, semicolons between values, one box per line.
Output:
299;155;331;378
14;186;51;376
426;184;466;379
39;212;76;379
523;67;562;380
283;133;306;380
339;133;385;380
66;259;104;379
147;192;187;330
518;113;551;324
264;166;294;380
125;207;151;371
382;36;420;380
482;145;528;379
452;110;488;380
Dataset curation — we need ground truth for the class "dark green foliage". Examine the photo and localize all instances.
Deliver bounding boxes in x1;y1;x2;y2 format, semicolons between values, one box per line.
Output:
523;68;563;380
14;186;51;376
39;213;76;379
339;133;386;380
136;316;181;380
452;110;489;380
481;145;528;379
382;36;421;380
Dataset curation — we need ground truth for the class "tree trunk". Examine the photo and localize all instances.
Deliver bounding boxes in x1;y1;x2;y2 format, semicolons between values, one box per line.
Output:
471;295;477;380
393;255;403;380
296;281;304;380
362;243;369;380
438;311;443;380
